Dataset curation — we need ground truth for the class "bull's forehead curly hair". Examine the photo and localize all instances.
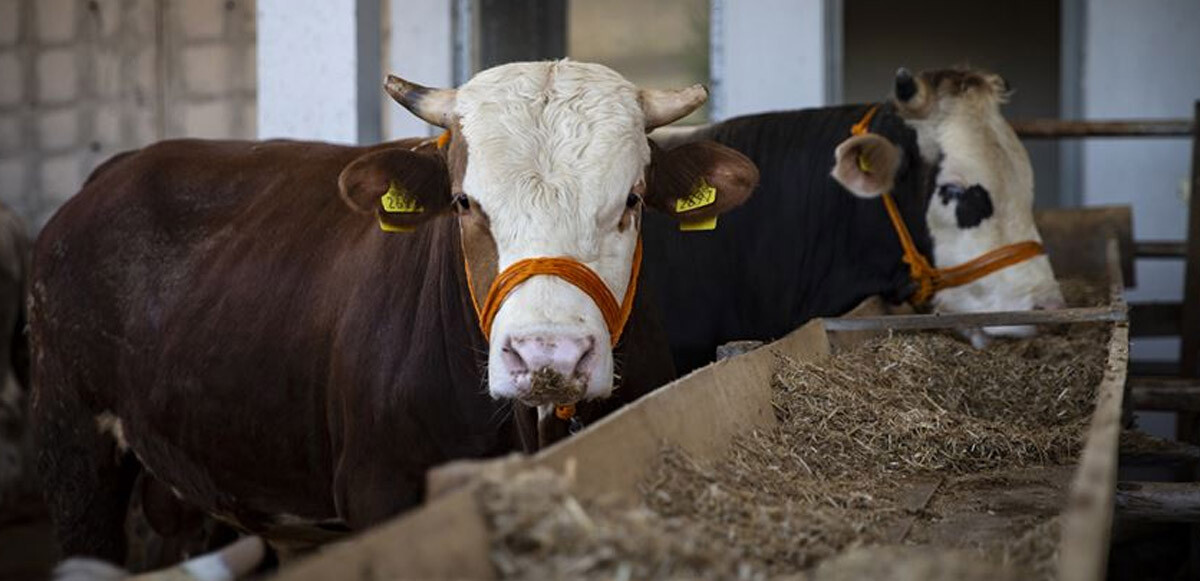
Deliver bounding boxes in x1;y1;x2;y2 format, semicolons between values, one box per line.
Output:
921;67;1008;102
453;60;651;254
455;60;651;192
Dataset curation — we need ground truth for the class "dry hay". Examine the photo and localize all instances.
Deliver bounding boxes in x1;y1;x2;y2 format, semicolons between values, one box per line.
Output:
480;467;748;580
767;325;1106;479
524;368;586;406
484;281;1110;579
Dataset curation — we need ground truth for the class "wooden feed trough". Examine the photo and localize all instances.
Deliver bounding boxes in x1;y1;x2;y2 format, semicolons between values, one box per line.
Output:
271;206;1132;581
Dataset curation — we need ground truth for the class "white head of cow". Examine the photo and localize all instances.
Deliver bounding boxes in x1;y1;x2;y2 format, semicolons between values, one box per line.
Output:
357;60;758;405
833;67;1064;344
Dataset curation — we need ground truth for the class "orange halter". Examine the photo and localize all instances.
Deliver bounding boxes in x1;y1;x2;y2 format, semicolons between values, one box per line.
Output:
851;106;1045;305
466;239;643;348
437;131;642;421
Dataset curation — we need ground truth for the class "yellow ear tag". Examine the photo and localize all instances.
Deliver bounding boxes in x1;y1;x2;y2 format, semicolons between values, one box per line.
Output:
676;178;718;231
679;216;718;231
380;182;423;214
377;217;413;233
675;178;718;213
377;181;421;233
856;152;872;174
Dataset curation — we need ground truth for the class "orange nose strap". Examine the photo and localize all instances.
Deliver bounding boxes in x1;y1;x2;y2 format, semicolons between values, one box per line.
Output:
852;105;1045;305
470;238;643;347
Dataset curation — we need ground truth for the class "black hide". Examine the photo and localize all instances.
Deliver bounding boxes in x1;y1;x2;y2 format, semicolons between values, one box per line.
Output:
937;184;994;229
643;104;935;373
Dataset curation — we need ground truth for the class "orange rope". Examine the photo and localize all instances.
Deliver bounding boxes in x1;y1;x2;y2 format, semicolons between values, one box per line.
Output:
850;105;879;137
853;106;1045;305
470;238;643;348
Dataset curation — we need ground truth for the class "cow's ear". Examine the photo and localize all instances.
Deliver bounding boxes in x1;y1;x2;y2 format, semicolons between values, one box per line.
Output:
831;133;901;198
338;148;451;232
645;141;759;230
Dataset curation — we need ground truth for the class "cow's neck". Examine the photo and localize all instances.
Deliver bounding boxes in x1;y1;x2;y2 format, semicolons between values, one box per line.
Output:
854;104;937;304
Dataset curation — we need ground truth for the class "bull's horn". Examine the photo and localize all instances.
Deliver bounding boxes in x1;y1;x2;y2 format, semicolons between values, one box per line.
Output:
640;85;708;129
385;74;457;128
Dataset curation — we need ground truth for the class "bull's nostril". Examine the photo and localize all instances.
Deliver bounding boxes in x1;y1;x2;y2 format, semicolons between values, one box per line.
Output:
574;336;597;376
501;340;528;374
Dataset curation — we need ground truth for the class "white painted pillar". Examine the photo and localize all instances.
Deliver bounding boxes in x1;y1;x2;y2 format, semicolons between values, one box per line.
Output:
710;0;838;120
385;0;455;139
257;0;381;144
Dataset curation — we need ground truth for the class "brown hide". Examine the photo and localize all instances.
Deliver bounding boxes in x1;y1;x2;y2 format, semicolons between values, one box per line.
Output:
30;138;676;562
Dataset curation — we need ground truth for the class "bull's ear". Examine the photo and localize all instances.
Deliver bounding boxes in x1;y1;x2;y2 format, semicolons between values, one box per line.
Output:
831;133;901;198
645;141;759;230
338;148;452;232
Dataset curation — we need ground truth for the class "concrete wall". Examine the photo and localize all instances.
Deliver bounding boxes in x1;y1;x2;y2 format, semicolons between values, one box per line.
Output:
382;0;452;140
710;0;834;120
0;0;255;229
842;0;1061;209
1080;0;1200;366
257;0;379;144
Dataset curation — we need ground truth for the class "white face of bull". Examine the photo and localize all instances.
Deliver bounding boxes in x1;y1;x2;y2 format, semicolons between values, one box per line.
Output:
380;61;736;405
833;68;1064;344
456;63;648;401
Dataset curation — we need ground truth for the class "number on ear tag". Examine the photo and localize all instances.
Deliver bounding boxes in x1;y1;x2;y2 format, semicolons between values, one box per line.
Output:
380;182;423;214
675;178;718;213
679;216;718;232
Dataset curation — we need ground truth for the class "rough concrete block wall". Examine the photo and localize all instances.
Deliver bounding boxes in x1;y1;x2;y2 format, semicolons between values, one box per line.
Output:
0;0;256;229
167;0;255;140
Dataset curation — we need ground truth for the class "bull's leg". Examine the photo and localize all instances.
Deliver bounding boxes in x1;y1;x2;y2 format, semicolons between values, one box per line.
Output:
31;370;137;564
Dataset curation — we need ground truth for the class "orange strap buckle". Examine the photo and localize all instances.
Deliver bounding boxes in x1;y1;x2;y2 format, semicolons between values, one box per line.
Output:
851;105;1045;305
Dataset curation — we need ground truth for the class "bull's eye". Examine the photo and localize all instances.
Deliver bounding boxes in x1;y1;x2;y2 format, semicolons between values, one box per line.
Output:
454;193;470;211
626;192;642;209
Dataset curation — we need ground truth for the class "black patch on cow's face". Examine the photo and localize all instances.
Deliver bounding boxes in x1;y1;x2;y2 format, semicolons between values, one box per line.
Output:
937;183;994;228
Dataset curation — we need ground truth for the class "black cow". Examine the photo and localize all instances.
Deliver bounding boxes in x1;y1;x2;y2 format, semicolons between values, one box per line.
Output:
646;67;1064;373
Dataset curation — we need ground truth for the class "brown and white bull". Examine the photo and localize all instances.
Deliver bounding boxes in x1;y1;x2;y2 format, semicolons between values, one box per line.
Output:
31;60;758;565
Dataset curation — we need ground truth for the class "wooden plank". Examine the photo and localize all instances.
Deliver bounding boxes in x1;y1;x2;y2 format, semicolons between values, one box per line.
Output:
1129;378;1200;411
1035;205;1134;287
1130;302;1183;337
273;484;495;580
885;478;943;544
1119;430;1200;464
1115;482;1200;522
1011;118;1192;138
1058;239;1128;581
1135;240;1187;258
823;304;1124;333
